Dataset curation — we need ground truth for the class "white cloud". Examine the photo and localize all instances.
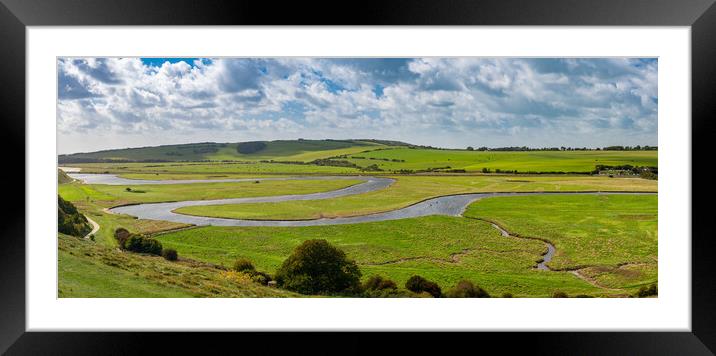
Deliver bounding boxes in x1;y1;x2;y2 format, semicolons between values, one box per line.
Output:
57;57;657;153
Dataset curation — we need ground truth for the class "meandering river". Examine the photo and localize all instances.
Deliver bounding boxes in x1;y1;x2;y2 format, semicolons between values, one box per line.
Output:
68;173;653;228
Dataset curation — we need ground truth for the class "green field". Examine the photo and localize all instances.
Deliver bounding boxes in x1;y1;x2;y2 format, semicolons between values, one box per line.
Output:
346;148;657;173
463;194;657;289
69;161;367;175
156;216;617;297
61;139;657;176
175;175;657;220
58;178;362;204
58;178;361;246
58;140;658;298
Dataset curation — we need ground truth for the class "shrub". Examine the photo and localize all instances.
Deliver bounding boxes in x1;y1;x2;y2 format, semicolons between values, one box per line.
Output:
552;291;569;298
114;228;131;248
124;234;163;255
636;284;657;297
445;280;490;298
363;275;398;292
233;258;255;273
275;239;361;295
162;248;178;261
405;275;442;298
125;187;132;192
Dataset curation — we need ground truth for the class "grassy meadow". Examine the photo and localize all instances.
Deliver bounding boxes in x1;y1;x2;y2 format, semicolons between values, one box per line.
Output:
58;139;658;298
463;194;658;289
156;216;617;297
175;175;657;220
346;148;657;173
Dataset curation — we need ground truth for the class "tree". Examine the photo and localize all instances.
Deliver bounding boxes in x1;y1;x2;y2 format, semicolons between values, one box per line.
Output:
275;239;361;295
405;275;442;298
466;146;474;151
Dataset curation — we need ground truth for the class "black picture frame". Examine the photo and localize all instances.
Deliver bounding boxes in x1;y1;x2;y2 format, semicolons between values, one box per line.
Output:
1;0;714;354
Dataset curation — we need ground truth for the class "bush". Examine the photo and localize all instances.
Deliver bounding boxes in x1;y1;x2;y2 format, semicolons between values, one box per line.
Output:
114;228;131;248
405;275;442;298
445;280;490;298
363;275;398;292
552;291;569;298
233;258;255;273
124;234;163;255
636;284;657;297
275;239;361;295
162;248;178;261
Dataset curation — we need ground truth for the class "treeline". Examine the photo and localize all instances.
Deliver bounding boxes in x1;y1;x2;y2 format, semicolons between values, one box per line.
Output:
260;158;384;172
593;165;658;179
466;145;658;151
350;156;405;163
58;196;91;237
58;157;172;164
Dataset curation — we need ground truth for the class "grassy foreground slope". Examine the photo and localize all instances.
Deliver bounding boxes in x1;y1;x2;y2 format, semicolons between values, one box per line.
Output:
157;216;616;297
346;148;657;173
59;139;395;163
464;194;657;289
58;234;299;297
176;175;657;220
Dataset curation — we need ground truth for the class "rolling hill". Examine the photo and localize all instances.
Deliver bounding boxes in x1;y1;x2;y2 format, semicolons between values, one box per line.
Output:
58;139;407;163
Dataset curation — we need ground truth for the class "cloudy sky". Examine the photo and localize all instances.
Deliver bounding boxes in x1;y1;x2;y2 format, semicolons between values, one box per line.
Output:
57;57;657;154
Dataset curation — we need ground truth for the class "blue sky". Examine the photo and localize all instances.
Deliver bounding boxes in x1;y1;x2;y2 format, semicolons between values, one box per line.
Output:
57;57;657;154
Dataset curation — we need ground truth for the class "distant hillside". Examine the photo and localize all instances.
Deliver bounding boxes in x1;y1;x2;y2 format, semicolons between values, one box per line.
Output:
58;195;91;237
58;139;412;163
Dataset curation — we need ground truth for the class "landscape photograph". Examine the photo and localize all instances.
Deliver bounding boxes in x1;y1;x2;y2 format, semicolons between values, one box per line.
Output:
57;57;658;298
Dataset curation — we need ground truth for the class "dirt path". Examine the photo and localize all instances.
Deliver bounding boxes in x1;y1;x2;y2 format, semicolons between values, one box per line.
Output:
83;216;100;240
